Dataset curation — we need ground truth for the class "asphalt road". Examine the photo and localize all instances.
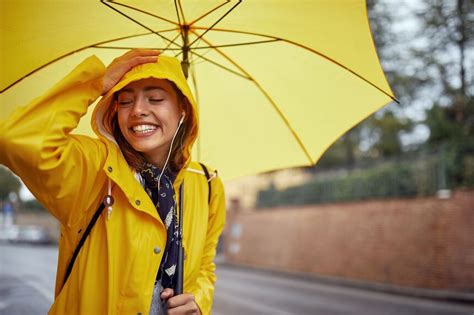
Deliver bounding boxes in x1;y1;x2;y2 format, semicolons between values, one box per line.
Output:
1;244;473;315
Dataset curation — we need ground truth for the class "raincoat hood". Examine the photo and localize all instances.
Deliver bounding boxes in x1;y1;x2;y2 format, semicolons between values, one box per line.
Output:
92;55;199;167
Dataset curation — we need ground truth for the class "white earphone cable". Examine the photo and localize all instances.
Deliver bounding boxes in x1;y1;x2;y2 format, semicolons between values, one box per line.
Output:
157;115;185;192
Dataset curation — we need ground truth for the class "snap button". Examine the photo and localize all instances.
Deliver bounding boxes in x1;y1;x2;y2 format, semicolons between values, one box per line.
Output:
153;247;161;254
107;166;113;172
135;200;141;206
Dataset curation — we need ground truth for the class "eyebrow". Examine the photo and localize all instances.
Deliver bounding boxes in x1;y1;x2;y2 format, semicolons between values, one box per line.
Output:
118;86;167;94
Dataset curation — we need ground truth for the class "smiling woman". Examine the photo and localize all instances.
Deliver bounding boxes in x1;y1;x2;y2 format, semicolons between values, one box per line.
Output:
0;49;225;315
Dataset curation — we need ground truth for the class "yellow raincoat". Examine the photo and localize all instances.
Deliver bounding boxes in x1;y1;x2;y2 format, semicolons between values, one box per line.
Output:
0;55;226;315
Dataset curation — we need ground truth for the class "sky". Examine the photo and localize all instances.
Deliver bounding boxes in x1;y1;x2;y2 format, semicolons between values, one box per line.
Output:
20;183;34;201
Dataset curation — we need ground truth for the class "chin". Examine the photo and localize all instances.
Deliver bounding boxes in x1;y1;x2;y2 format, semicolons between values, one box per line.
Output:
132;142;168;157
130;144;155;154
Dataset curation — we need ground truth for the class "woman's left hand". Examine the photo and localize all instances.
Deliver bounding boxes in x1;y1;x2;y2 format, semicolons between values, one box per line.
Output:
161;288;201;315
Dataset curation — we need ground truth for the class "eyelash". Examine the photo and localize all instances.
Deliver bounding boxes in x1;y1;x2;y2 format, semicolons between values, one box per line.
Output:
117;98;164;106
118;101;132;106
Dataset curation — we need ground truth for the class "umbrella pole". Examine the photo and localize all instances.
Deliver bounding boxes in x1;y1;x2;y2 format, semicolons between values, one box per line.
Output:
175;182;185;295
180;25;190;79
177;24;189;294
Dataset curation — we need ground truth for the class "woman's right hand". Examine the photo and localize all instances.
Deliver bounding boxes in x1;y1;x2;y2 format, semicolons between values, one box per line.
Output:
102;49;160;95
161;288;201;315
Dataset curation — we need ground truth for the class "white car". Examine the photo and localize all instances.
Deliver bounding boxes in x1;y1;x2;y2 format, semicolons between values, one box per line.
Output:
0;225;54;245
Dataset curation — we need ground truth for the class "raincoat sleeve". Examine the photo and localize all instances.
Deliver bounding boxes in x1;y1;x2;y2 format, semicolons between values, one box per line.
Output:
0;56;107;227
191;175;226;315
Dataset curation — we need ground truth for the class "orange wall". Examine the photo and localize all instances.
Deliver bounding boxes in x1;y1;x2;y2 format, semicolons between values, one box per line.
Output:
224;190;474;290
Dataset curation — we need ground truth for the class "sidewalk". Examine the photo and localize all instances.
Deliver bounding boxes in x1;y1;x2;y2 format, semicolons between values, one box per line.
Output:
217;259;474;305
0;274;51;315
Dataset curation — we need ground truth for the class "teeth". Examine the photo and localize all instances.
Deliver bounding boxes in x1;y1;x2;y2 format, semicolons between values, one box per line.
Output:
132;124;157;133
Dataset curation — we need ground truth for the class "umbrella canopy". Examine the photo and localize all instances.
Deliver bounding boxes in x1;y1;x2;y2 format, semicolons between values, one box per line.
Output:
0;0;396;180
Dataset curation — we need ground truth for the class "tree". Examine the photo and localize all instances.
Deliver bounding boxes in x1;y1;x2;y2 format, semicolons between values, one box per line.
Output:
370;111;412;157
415;0;474;140
0;166;21;201
416;0;473;98
22;199;47;212
316;125;363;169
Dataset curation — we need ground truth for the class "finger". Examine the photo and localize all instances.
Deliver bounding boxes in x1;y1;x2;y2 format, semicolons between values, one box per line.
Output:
160;288;174;300
105;55;158;82
128;48;161;57
113;56;158;76
167;303;199;315
167;293;195;309
111;49;159;65
129;55;159;67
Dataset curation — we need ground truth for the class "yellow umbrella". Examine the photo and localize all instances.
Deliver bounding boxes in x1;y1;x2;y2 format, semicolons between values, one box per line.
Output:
0;0;397;180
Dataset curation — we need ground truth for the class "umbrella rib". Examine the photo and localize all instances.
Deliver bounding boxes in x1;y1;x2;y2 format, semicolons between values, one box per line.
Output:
193;27;399;103
164;32;184;53
188;1;230;26
101;1;180;48
177;0;187;25
191;39;280;49
189;56;200;106
282;38;400;104
174;0;185;44
188;0;242;48
93;27;183;53
108;1;178;26
93;45;182;51
194;33;314;164
1;31;158;93
189;51;250;80
189;58;201;161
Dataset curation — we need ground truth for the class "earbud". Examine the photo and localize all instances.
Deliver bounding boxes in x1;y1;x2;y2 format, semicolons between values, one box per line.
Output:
179;112;186;125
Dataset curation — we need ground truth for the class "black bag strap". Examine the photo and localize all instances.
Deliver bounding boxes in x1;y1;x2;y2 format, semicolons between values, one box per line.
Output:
199;162;212;204
63;202;105;287
63;164;213;289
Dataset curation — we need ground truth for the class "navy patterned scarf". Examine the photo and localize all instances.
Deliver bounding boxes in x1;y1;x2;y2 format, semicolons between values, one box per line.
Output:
140;162;179;290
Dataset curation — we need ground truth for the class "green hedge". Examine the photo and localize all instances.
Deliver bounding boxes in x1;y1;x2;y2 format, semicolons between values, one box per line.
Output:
256;141;474;208
257;160;436;208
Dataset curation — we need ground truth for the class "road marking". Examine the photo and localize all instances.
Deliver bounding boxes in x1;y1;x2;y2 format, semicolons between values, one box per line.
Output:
216;290;294;315
0;301;9;310
12;274;54;303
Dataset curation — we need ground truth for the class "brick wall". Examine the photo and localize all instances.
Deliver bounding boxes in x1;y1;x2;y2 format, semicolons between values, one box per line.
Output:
224;189;474;290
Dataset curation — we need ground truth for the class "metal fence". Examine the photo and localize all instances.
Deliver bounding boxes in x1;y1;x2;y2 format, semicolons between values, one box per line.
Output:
257;141;474;208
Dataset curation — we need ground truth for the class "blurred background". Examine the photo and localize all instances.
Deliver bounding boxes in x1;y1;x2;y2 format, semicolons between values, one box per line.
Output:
1;0;473;314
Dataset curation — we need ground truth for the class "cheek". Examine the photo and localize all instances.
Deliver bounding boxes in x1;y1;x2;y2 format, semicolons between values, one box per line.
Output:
117;111;129;135
168;105;183;125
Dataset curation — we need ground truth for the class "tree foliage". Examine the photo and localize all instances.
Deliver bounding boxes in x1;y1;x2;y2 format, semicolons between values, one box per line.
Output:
22;199;47;212
415;0;473;98
0;166;21;201
416;0;474;144
370;112;412;157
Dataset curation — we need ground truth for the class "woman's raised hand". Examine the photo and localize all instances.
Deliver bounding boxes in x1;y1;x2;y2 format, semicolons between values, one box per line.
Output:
102;49;160;95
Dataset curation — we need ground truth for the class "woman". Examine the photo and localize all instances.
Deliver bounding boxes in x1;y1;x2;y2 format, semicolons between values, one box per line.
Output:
0;49;226;315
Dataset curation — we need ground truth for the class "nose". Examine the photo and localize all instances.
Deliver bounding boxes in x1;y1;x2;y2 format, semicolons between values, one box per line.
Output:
130;97;149;117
